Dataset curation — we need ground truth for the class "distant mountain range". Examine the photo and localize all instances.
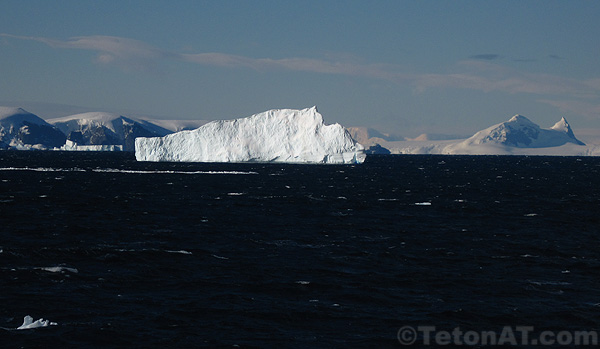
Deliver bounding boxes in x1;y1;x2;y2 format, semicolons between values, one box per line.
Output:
0;107;207;151
1;106;598;156
48;112;172;151
363;114;598;156
347;127;402;145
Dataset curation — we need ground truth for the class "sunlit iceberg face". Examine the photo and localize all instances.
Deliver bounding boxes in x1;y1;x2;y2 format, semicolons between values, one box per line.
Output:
135;107;366;164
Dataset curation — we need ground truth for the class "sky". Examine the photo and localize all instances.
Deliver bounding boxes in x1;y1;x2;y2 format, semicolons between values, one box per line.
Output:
1;0;600;138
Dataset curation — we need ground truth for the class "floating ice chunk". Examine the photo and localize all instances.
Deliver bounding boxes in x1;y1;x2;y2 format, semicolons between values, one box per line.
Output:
17;315;57;330
414;202;432;206
165;250;193;255
39;266;78;274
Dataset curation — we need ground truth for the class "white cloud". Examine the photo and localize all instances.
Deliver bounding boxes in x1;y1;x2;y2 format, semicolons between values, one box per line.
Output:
2;33;600;119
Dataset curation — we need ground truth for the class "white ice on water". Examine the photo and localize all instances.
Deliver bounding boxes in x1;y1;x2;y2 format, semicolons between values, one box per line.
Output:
135;107;366;164
39;266;79;274
16;315;57;330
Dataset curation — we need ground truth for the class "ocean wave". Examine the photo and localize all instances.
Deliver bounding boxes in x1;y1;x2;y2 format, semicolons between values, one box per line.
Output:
0;167;257;175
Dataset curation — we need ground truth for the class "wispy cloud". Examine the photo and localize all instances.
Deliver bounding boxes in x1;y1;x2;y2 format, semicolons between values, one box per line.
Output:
0;33;172;72
469;54;501;61
2;33;600;117
415;60;599;97
539;99;600;120
0;33;405;80
181;52;408;83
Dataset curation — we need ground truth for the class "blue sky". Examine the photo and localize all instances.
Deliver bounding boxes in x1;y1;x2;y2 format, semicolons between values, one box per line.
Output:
1;0;599;137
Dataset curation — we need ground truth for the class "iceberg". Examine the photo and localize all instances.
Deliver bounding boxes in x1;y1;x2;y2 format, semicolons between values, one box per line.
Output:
16;315;57;330
135;107;366;164
60;139;123;151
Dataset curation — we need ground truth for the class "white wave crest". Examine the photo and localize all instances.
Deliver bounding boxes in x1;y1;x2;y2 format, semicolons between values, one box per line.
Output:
0;167;257;175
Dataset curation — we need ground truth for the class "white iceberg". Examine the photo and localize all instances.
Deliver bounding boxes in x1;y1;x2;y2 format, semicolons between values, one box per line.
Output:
135;107;366;164
16;315;57;330
60;139;123;151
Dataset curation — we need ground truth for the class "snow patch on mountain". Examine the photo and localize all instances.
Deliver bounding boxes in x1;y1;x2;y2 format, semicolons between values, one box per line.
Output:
150;119;210;132
408;133;464;141
135;107;366;164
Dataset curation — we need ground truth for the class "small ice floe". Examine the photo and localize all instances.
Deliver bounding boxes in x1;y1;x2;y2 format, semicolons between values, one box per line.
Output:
561;270;571;274
528;280;571;286
38;266;78;274
17;315;57;330
227;192;245;196
295;281;311;285
165;250;192;255
524;213;538;217
211;254;229;260
414;202;432;206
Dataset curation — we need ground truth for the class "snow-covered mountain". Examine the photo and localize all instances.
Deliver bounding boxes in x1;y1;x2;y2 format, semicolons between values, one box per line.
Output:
378;114;595;156
48;112;172;151
136;107;366;164
458;114;585;148
0;107;66;149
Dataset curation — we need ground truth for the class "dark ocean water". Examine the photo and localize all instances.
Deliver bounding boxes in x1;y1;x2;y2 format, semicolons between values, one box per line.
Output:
1;151;599;348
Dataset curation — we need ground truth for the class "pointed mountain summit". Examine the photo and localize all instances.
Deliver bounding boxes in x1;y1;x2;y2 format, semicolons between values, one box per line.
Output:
0;107;66;149
461;114;585;148
551;117;585;145
508;114;537;124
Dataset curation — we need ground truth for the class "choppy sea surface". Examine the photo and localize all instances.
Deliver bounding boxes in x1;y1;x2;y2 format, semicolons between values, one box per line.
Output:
1;151;599;347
